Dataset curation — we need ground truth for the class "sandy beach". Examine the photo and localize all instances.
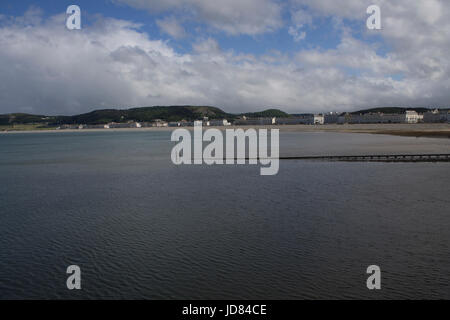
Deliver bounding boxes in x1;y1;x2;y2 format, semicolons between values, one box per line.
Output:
2;123;450;138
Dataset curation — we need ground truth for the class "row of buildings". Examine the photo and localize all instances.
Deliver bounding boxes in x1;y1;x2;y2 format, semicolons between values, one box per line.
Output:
338;110;421;124
58;119;232;130
334;110;449;124
231;110;449;126
168;119;232;127
233;114;326;126
59;122;160;130
423;109;450;123
58;109;450;130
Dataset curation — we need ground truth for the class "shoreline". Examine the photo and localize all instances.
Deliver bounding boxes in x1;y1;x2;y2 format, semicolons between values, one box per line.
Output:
1;123;450;139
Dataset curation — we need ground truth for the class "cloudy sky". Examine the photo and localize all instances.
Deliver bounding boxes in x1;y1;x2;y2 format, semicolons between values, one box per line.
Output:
0;0;449;115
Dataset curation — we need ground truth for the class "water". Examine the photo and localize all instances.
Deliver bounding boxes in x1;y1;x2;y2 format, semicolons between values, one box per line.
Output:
0;131;449;299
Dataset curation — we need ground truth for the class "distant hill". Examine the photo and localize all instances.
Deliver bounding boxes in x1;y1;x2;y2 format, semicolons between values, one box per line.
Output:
241;109;289;118
0;113;50;126
351;107;431;115
0;106;234;126
59;105;235;124
1;106;447;127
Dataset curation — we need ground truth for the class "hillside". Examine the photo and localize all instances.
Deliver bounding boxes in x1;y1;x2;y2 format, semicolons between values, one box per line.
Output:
241;109;289;118
57;105;234;124
0;113;51;126
0;106;234;126
1;106;447;127
352;107;431;115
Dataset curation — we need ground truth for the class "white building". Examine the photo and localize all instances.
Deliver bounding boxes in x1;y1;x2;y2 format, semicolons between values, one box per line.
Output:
405;110;420;124
314;114;325;125
418;114;424;122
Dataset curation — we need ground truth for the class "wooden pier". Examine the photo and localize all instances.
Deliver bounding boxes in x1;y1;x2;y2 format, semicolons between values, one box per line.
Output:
205;154;450;163
279;154;450;162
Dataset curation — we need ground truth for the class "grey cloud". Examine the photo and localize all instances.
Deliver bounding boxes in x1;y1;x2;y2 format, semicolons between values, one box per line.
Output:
156;16;187;39
114;0;283;35
288;9;312;42
1;3;450;116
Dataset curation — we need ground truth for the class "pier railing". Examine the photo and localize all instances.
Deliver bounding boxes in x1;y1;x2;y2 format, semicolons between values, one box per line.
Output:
204;154;450;163
279;154;450;162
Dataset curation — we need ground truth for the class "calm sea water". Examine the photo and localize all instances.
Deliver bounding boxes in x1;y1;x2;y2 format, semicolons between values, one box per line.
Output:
0;131;449;300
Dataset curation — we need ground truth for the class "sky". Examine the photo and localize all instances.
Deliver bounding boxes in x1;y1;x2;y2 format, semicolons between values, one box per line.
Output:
0;0;449;115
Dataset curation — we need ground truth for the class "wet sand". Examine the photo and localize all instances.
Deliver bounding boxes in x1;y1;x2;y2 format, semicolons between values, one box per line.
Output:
1;123;450;138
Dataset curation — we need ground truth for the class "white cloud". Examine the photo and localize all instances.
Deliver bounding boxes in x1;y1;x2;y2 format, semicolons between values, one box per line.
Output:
156;16;187;39
288;28;306;42
291;0;450;81
290;0;368;19
288;9;312;42
192;37;221;54
1;2;450;116
296;35;407;76
114;0;283;35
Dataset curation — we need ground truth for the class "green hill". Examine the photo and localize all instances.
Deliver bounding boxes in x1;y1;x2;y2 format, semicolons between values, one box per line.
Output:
241;109;289;118
1;106;234;126
68;105;234;124
0;113;51;125
54;105;234;124
2;105;444;127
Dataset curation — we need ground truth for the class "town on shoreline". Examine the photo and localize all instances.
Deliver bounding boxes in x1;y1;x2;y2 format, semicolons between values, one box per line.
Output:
27;109;450;129
1;107;450;137
52;108;449;130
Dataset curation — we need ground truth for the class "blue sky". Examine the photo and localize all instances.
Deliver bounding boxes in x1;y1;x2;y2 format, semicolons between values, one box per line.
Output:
0;0;354;55
0;0;448;114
